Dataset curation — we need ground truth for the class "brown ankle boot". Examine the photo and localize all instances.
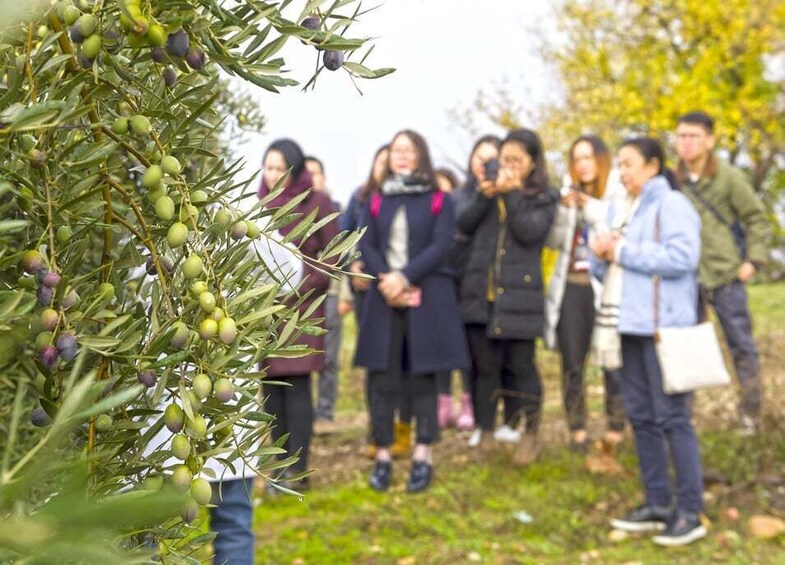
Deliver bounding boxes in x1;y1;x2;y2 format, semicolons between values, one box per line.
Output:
390;421;413;459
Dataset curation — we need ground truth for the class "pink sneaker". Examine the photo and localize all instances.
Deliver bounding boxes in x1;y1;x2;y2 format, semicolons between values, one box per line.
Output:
455;393;475;431
438;394;454;429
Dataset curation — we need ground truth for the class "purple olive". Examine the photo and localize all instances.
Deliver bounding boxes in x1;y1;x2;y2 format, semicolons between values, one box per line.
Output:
185;48;206;71
137;370;157;388
69;26;85;44
163;67;177;87
166;29;189;58
30;406;51;427
37;285;53;307
146;256;174;276
322;50;344;71
55;332;78;361
42;271;61;288
151;46;166;63
300;16;320;30
40;345;59;370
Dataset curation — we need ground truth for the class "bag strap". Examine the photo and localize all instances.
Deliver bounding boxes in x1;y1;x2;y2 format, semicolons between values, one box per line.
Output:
653;211;661;337
370;192;382;218
370;191;444;219
684;181;733;228
431;190;444;216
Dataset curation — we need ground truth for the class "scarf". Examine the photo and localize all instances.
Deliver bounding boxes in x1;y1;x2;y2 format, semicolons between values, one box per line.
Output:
381;173;432;196
592;194;640;370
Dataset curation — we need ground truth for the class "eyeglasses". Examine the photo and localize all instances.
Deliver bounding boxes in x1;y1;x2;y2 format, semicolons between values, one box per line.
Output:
500;155;526;167
676;133;706;141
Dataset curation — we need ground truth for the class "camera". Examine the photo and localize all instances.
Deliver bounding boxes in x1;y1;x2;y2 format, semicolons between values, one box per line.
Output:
483;158;499;181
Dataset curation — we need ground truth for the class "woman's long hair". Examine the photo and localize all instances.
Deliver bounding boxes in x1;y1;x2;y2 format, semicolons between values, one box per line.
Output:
358;144;389;203
503;128;550;191
381;129;439;189
465;134;502;190
568;134;612;198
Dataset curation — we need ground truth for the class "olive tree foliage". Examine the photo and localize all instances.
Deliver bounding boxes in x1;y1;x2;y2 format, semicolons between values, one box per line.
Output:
0;0;389;561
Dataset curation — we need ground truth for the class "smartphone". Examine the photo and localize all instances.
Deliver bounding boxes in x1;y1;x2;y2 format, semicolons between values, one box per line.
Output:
483;158;499;181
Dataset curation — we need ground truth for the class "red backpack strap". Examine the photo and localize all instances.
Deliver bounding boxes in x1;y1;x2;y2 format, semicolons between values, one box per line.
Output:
431;190;444;216
370;192;382;218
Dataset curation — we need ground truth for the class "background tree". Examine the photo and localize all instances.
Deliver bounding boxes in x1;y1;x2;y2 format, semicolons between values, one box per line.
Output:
456;0;785;249
0;0;389;561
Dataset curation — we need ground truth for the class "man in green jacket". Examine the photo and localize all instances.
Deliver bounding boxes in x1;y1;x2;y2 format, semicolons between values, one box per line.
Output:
675;111;769;435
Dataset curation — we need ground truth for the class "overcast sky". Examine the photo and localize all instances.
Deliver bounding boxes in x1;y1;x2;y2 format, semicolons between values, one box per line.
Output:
231;0;556;206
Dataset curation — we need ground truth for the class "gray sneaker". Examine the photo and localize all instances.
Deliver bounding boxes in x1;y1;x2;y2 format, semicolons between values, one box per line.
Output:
610;505;671;533
652;510;707;546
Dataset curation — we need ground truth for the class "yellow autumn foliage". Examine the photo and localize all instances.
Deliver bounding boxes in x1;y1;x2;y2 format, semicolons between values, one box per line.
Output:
539;0;785;189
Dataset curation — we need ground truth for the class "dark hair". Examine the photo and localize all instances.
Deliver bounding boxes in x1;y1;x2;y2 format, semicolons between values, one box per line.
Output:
264;138;306;180
465;134;502;190
358;144;390;203
502;128;550;190
383;129;439;189
619;137;680;190
304;155;324;174
568;134;611;198
678;111;715;134
435;167;460;191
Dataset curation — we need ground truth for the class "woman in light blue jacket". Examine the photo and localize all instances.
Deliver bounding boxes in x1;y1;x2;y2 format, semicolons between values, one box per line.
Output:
591;137;706;547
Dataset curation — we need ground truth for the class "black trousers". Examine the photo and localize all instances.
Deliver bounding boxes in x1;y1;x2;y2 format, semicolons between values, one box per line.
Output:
557;283;625;432
265;373;313;474
370;308;439;447
466;324;542;433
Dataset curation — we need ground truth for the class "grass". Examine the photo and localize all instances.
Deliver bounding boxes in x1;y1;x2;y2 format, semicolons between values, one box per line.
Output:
252;282;785;564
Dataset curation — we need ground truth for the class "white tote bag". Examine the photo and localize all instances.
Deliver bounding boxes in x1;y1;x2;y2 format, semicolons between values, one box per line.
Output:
651;213;730;394
655;320;731;394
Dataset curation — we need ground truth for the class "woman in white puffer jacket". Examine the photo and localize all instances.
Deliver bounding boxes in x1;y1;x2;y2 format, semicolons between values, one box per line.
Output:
544;135;627;453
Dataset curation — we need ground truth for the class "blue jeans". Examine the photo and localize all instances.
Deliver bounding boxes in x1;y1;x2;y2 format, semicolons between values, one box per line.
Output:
620;335;704;513
209;478;255;565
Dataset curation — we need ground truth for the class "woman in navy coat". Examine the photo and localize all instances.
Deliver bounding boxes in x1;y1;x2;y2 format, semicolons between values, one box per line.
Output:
355;129;469;493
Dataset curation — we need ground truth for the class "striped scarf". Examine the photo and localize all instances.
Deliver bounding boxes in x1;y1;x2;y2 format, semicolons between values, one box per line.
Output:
592;195;640;370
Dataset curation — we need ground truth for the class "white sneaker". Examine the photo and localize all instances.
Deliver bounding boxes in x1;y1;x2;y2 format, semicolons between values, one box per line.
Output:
468;429;483;447
493;425;521;443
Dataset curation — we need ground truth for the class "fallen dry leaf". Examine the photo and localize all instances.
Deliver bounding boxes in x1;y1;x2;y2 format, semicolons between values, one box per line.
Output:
585;454;624;476
608;529;629;543
747;515;785;539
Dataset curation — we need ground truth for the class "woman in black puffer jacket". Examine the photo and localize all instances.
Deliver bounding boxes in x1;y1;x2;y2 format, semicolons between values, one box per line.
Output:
459;128;558;464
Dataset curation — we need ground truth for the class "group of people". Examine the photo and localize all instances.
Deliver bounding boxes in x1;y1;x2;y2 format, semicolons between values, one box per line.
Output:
253;110;768;550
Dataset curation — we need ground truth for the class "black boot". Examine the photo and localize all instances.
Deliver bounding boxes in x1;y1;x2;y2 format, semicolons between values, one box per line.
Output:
369;460;392;491
406;460;433;493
